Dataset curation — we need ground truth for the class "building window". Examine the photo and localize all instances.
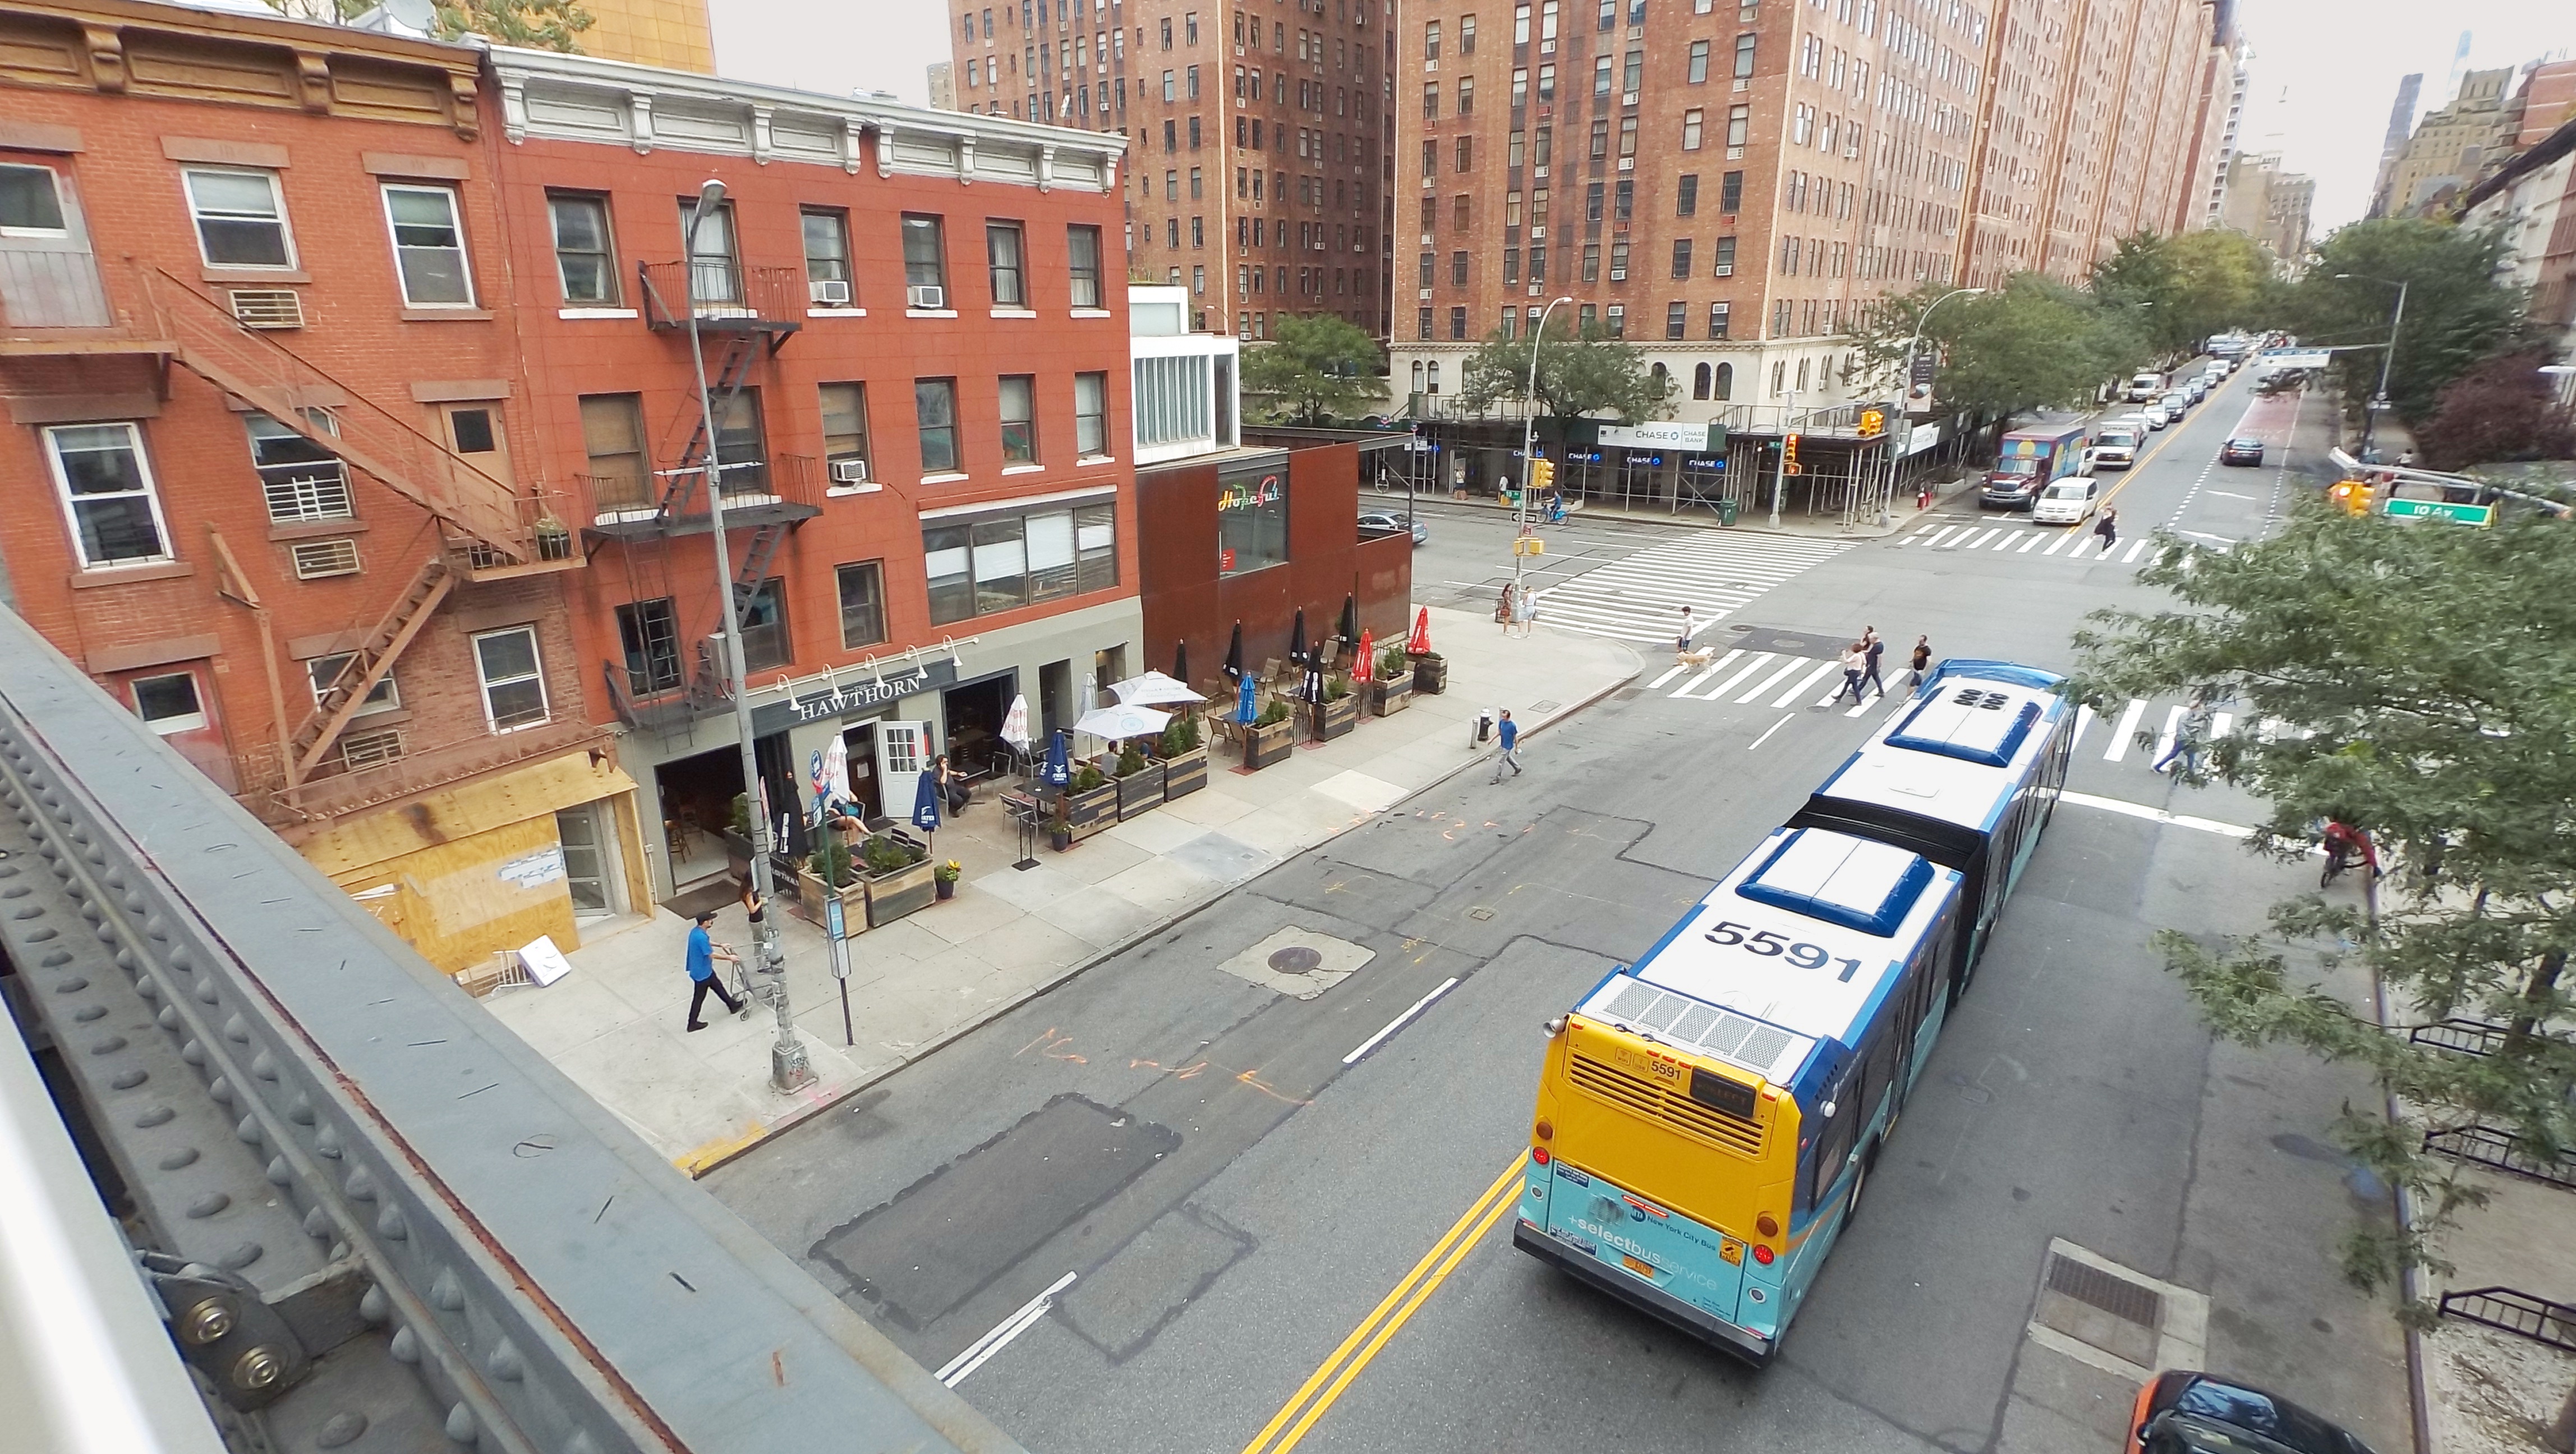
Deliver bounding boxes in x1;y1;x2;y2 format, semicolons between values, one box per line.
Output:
1682;109;1704;150
380;185;473;307
131;671;206;735
1461;13;1477;52
680;195;739;302
1133;353;1213;447
903;214;948;300
1457;76;1474;115
1609;239;1629;280
471;627;550;733
614;599;682;695
916;379;961;474
1457;135;1474;171
1689;39;1710;84
1622;48;1643;94
1581;242;1599;283
1720;171;1744;213
1075;371;1109;457
1671;238;1692;278
1714;361;1733;399
1715;235;1737;273
1727;106;1750;149
307;654;399;715
548;194;616;304
1451;250;1469;286
926;500;1115;623
999;374;1038;463
0;162;68;236
1594;54;1611;97
579;393;648;510
1424;18;1438;58
1449;306;1468;339
1735;32;1756;78
44;423;169;569
987;220;1027;306
1217;467;1287;576
1619;117;1637;159
247;413;351;523
1069;224;1103;307
1692;362;1712;399
738;578;790;672
182;169;293;269
1418;306;1433;340
1708;301;1731;338
802;209;852;302
1666;301;1687;339
820;382;871;484
1606;302;1625;337
1681;173;1700;215
836;562;887;649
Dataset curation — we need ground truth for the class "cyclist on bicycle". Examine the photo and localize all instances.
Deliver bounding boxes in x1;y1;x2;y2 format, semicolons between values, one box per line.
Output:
2321;819;2382;882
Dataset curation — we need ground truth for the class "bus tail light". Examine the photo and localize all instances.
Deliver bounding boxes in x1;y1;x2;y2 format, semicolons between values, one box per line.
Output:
1755;1213;1780;1239
1752;1244;1775;1266
1532;1147;1551;1165
1534;1119;1554;1141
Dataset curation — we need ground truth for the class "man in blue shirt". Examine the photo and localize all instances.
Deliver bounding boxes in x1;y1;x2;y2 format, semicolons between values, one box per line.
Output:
1489;708;1522;783
684;909;747;1032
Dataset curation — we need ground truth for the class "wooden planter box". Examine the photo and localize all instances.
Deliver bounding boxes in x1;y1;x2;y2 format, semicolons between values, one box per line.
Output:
1361;670;1414;717
1307;693;1359;742
1407;653;1447;694
1156;745;1208;799
862;854;936;927
1115;762;1166;818
795;867;867;927
722;829;756;881
1242;716;1298;770
1059;779;1120;843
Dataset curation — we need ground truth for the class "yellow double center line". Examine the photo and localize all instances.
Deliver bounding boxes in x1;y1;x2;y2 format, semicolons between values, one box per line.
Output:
1239;1155;1528;1454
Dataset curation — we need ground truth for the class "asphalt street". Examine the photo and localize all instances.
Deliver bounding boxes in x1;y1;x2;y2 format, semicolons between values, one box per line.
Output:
706;367;2412;1454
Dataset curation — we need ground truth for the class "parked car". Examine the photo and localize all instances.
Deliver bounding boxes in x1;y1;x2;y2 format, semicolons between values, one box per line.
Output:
2219;438;2265;466
2128;370;2168;402
2184;379;2209;403
2142;403;2172;428
2160;390;2191;417
2127;1370;2379;1454
2030;476;2103;524
1357;510;1428;545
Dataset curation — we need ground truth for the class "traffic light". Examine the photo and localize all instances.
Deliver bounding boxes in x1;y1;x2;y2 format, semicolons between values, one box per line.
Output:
1783;433;1802;476
2327;478;2370;516
1527;457;1556;495
1859;408;1886;438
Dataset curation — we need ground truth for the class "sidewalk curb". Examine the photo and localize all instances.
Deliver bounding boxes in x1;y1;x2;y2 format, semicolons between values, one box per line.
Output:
681;637;1646;1180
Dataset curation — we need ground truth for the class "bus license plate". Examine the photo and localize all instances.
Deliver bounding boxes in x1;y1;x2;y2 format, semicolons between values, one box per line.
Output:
1620;1253;1658;1280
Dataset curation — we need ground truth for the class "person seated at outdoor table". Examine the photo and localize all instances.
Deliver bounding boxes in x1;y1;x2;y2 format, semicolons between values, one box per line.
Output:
821;800;864;844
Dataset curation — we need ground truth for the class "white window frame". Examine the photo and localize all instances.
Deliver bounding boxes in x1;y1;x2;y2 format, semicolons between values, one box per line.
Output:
43;422;173;570
379;183;475;309
0;162;71;240
306;654;399;715
181;168;296;270
130;670;207;735
470;625;550;733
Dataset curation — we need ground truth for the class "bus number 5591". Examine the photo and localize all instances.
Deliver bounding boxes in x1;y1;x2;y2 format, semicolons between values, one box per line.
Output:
1701;921;1865;982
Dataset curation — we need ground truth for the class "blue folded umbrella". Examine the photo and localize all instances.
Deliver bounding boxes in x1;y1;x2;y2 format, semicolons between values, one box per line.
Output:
911;768;942;831
1042;729;1072;786
1235;673;1258;724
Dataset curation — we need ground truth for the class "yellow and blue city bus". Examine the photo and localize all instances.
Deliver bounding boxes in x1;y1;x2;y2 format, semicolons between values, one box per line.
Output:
1515;661;2073;1364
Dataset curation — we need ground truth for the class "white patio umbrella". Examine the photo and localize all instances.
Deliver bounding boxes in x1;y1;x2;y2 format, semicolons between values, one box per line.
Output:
1000;693;1032;750
1072;702;1172;741
1108;670;1208;707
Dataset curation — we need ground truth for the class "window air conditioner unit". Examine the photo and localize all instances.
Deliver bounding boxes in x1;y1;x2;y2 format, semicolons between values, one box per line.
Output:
830;458;871;485
229;288;305;329
1618;157;1634;171
811;278;852;305
907;284;946;309
1622;91;1639;107
1714;264;1733;276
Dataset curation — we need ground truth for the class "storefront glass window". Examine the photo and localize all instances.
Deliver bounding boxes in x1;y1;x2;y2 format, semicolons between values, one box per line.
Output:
1217;466;1288;576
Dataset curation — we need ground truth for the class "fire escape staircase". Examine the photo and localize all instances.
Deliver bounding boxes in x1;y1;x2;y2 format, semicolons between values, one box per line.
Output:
288;558;456;783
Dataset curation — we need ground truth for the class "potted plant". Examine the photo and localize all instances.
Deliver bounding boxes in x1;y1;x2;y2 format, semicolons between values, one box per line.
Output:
1243;698;1297;770
1153;712;1208;800
722;792;756;880
933;858;962;901
1112;741;1166;819
1305;675;1359;741
797;835;867;924
1048;793;1073;852
858;831;936;926
1060;762;1119;842
1361;648;1415;717
1407;648;1447;695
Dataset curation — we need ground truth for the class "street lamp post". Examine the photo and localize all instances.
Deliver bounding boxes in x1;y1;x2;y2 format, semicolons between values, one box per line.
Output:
2334;273;2409;461
1895;286;1985;520
1512;295;1575;625
683;178;811;1093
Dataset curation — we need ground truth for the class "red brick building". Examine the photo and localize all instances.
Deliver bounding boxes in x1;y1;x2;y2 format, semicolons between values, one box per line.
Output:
0;0;642;972
482;47;1137;898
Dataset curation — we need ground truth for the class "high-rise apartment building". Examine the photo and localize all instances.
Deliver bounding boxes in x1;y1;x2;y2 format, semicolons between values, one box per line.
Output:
1392;0;2215;417
929;59;959;109
2379;66;2518;218
2366;72;2423;218
943;0;1391;339
2189;34;2250;231
2219;151;2311;262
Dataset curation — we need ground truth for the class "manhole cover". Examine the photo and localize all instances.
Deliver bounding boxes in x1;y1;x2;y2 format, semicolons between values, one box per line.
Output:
1267;946;1324;974
1468;907;1496;921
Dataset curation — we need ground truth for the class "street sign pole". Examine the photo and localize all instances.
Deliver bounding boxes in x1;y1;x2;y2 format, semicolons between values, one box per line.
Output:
824;894;854;1046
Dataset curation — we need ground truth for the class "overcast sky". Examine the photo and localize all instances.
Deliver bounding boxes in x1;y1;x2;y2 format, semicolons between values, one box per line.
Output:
707;0;2576;238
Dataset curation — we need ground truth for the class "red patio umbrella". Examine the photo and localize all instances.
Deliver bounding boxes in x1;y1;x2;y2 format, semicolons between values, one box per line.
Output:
1405;606;1432;655
1356;628;1374;680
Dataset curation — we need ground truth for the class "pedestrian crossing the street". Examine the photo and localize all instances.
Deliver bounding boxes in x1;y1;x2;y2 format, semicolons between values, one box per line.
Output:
1889;519;2230;567
1531;533;1855;643
1642;648;1898;717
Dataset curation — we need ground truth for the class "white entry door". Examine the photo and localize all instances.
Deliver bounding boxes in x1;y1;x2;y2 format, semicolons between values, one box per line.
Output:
875;720;931;826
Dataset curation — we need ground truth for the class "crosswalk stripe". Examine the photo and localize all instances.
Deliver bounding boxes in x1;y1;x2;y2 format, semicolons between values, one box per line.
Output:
2017;532;2044;552
1843;688;1888;717
1535;533;1853;643
1774;660;1841;708
2043;532;2074;555
1671;650;1742;697
1645;663;1689;689
2106;700;2146;762
1735;657;1807;703
1699;652;1777;701
1962;527;2002;550
2072;704;2096;755
1920;526;1961;548
2151;706;2184;766
2211;711;2234;738
2120;538;2149;563
1993;530;2025;551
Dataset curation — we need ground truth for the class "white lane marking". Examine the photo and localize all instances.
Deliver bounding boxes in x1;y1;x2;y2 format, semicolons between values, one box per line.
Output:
1343;976;1461;1065
1907;524;1940;540
1645;663;1690;689
1844;689;1889;718
1670;648;1742;698
2017;532;2045;552
1773;660;1842;707
2043;532;2074;556
2175;530;2236;544
2059;790;2257;840
1993;531;2025;551
1749;714;1795;750
2072;704;2096;755
1921;525;1964;549
2150;706;2184;767
939;1271;1079;1387
2106;699;2146;762
2120;538;2149;563
1962;527;2002;550
2207;490;2256;500
1698;652;1777;701
1735;657;1807;703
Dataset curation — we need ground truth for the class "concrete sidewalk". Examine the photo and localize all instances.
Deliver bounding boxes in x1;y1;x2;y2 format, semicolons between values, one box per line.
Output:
481;605;1640;1174
1397;480;1975;540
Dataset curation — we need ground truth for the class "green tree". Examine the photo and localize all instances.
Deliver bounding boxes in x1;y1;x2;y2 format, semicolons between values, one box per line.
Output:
265;0;594;49
2071;504;2576;1305
1240;312;1385;425
1455;316;1673;422
1850;274;2147;421
2092;229;2277;357
2287;218;2529;427
2414;348;2576;470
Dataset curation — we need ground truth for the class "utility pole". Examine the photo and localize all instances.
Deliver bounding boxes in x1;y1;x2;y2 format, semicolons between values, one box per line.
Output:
1512;296;1574;622
683;178;811;1094
2335;272;2409;460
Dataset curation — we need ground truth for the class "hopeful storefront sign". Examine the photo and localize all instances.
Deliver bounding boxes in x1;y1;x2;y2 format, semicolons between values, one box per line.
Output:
749;657;960;737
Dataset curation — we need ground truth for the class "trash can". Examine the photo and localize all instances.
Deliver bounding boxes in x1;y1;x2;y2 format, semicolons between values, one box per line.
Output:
1473;709;1494;746
1718;498;1740;527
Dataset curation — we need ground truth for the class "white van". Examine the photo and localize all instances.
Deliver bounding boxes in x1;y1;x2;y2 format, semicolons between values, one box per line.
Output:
2092;424;2142;469
2127;371;2166;402
2030;476;2102;524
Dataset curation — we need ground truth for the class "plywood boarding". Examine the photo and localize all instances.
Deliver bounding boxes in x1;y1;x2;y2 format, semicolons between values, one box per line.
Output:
296;750;636;877
333;812;577;974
